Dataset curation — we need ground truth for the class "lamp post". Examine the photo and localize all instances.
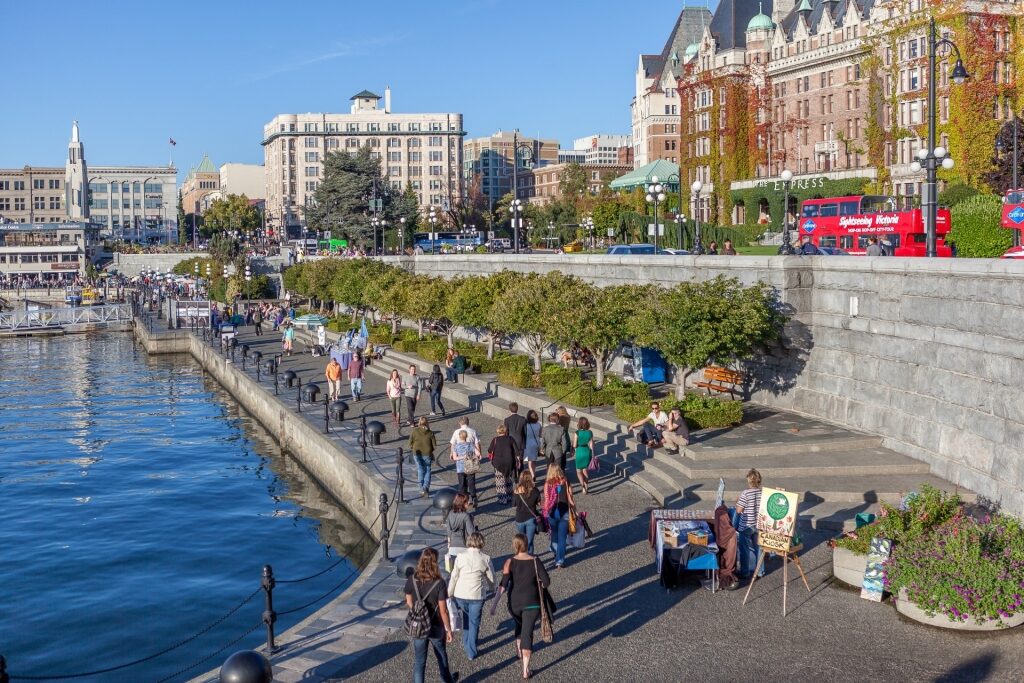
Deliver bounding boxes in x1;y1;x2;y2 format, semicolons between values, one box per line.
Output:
428;207;438;254
399;216;406;253
508;199;524;253
244;262;252;323
691;181;704;254
645;176;666;250
779;169;795;255
582;216;594;250
914;16;969;257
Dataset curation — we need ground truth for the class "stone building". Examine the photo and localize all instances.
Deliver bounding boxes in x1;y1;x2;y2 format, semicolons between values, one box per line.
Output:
263;88;464;235
529;162;633;206
179;154;222;215
462;131;559;207
675;0;1020;227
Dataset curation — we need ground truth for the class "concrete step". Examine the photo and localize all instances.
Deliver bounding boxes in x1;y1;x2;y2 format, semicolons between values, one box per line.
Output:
684;433;883;460
652;446;931;479
798;501;881;532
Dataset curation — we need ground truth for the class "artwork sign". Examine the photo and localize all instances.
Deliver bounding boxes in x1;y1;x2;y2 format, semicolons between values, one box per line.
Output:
860;537;892;602
756;487;799;538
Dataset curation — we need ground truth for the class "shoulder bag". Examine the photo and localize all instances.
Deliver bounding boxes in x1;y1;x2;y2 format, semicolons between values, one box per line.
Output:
533;558;555;643
518;493;542;527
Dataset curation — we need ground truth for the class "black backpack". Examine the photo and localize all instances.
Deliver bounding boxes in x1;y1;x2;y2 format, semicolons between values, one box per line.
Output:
405;580;441;639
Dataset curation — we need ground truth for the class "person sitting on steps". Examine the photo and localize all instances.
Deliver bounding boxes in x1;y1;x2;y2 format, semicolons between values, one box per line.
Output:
629;401;669;447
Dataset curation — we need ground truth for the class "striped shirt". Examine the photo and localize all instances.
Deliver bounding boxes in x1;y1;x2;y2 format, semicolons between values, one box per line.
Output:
736;488;762;531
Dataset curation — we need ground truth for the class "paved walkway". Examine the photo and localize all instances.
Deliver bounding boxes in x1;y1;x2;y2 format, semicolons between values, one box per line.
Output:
198;327;1019;682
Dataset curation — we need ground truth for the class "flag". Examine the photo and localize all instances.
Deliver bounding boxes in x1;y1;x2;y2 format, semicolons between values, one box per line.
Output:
169;137;177;146
359;317;369;341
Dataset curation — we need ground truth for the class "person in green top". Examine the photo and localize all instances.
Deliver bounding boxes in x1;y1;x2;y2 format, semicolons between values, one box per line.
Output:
572;417;594;495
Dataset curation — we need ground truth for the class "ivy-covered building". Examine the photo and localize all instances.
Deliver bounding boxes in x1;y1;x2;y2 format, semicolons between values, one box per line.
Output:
675;0;1021;229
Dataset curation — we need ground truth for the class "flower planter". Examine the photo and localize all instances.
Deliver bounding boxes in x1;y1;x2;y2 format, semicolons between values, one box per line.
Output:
831;546;868;588
895;589;1024;631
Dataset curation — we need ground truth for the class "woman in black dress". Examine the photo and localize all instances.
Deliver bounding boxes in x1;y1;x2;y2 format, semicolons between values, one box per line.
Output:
497;533;551;680
488;424;520;505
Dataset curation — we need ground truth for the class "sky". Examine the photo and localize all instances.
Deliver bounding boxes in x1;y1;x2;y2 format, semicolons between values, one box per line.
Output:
3;0;707;180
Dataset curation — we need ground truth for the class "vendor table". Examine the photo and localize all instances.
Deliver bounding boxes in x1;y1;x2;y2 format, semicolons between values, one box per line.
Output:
655;519;720;591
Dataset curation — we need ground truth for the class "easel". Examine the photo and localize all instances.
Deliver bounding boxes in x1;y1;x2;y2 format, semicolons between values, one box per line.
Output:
742;542;811;616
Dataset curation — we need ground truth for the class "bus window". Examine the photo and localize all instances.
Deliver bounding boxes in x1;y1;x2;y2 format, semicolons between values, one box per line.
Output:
802;204;820;218
839;236;854;249
839;201;860;215
912;234;926;243
820;203;839;217
881;235;900;249
819;235;837;247
857;235;875;249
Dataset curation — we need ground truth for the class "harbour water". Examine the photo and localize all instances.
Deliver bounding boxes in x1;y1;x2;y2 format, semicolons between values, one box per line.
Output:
0;333;376;681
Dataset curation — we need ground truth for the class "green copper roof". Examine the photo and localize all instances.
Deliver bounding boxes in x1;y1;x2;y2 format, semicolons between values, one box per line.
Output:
684;42;699;59
798;0;813;11
747;2;775;31
350;89;381;100
609;160;681;191
195;154;216;174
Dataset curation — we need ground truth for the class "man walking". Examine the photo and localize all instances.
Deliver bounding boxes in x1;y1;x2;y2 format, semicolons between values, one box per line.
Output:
403;364;421;426
252;307;263;336
541;413;568;472
349;352;365;402
504;402;527;470
325;357;343;401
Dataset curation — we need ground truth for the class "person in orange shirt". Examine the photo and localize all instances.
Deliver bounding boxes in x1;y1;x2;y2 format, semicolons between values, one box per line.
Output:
325;357;343;400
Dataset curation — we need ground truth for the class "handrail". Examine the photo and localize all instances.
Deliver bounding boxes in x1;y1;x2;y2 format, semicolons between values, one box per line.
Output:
538;379;594;424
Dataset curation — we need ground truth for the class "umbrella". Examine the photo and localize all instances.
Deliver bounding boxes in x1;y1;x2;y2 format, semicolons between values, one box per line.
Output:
293;313;329;328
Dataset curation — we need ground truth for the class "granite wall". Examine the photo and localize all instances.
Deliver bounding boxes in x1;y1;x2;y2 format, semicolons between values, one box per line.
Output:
383;254;1024;514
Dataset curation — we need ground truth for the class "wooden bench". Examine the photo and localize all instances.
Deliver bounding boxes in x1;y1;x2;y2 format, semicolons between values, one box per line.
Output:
693;366;745;398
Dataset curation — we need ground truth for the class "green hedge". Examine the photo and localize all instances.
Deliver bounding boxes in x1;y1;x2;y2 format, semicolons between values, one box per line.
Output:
614;393;743;429
539;365;583;388
498;364;535;388
948;195;1013;257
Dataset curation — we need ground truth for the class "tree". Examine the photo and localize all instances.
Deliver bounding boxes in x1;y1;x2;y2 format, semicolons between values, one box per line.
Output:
310;147;394;245
208;233;240;264
365;267;410;333
426;277;459;347
948;194;1012;257
203;194;260;236
176;194;187;245
983;118;1024;194
490;271;580;372
631;277;787;398
447;274;506;358
402;275;440;339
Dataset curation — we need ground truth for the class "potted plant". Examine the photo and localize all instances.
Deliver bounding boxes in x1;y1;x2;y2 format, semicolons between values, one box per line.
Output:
886;511;1024;631
829;485;962;588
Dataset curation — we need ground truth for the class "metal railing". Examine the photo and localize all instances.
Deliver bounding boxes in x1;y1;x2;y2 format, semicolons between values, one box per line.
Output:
0;303;133;331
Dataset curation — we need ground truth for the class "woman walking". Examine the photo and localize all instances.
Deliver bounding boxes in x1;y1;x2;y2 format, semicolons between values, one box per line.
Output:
448;532;494;661
514;472;542;555
522;410;542;480
543;463;576;569
429;364;446;417
496;533;551;680
452;429;480;507
405;548;457;683
386;369;404;425
488;424;519;506
282;322;295;356
572;417;594;495
408;416;437;497
445;493;476;571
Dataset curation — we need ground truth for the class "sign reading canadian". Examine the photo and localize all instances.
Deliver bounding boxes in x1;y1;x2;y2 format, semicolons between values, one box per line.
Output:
756;487;799;539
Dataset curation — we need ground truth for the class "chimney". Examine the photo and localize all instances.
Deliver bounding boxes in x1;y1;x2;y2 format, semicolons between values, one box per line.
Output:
384;86;391;113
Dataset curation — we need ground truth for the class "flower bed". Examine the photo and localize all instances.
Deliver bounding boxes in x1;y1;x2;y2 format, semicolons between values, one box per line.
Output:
886;512;1024;629
831;485;962;556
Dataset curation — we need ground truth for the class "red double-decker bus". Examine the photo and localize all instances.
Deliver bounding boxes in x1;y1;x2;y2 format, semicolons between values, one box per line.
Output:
798;195;952;256
1000;190;1024;259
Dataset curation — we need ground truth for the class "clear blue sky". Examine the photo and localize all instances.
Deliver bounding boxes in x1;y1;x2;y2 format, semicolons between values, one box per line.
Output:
5;1;700;179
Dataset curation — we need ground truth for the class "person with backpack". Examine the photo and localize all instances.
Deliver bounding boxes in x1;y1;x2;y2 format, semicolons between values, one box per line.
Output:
452;428;480;507
404;548;458;683
429;364;446;417
448;532;494;661
252;306;263;336
445;493;477;571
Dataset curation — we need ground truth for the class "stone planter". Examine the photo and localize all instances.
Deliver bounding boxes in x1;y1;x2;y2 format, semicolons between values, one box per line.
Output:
831;546;868;588
896;589;1024;631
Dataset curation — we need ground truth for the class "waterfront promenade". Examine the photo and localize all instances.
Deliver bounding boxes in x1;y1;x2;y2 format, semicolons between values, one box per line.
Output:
171;324;1023;682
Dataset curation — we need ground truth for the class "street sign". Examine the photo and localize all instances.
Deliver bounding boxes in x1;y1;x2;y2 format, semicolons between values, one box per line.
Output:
488;231;496;239
442;199;450;211
647;223;665;236
324;230;331;240
606;228;615;237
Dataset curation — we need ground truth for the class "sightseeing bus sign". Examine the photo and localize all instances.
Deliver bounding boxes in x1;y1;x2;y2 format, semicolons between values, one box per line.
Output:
801;211;939;235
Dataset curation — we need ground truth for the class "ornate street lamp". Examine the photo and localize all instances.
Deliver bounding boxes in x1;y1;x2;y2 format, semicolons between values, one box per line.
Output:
508;199;524;253
646;176;666;250
428;207;438;254
691;181;705;254
779;169;795;255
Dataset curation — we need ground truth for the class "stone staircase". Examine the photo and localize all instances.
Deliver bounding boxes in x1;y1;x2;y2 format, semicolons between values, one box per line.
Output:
353;343;975;532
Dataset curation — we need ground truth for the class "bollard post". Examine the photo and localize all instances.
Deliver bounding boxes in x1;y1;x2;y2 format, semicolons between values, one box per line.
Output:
324;396;330;434
262;565;277;653
396;447;405;504
242;353;246;371
273;363;279;395
296;377;302;413
361;415;368;463
379;493;391;561
256;361;261;382
0;654;8;683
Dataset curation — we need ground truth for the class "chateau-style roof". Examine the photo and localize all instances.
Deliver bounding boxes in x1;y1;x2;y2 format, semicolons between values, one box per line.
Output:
747;3;775;32
640;6;711;85
778;0;875;38
195;154;216;174
350;90;381;100
711;0;774;50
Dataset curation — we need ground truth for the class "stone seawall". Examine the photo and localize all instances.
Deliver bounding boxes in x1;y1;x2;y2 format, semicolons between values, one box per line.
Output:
132;321;387;534
383;254;1024;514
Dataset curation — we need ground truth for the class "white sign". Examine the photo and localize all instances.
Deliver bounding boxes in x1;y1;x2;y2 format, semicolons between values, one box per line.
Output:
607;228;615;237
324;230;331;240
647;223;665;236
488;231;496;239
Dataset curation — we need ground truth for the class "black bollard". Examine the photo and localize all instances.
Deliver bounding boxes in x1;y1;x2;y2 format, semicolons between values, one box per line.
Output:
360;415;368;463
261;565;277;653
324;396;330;434
379;493;391;561
1;654;8;683
218;650;272;683
396;447;405;504
296;377;302;413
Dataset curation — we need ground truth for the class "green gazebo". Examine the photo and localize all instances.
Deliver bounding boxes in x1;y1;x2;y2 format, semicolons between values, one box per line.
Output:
608;160;680;192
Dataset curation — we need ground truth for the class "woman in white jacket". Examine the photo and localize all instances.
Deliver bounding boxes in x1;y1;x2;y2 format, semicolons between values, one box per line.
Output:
447;532;495;661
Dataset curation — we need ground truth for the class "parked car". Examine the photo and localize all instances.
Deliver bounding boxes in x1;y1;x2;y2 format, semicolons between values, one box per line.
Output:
563;241;585;253
816;246;851;255
662;248;691;255
606;243;667;256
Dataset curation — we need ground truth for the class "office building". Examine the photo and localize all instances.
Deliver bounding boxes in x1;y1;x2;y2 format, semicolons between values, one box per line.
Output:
263;88;464;234
0;221;101;282
180;154;222;214
530;162;633;206
571;134;633;166
463;131;559;206
220;163;265;200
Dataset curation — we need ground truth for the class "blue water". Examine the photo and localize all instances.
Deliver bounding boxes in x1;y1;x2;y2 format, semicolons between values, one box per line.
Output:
0;333;376;681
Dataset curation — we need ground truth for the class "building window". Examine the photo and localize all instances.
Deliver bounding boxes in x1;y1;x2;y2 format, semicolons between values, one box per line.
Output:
48;179;60;189
388;166;402;177
429;151;443;161
428;136;443;146
388;123;401;132
346;123;360;132
346;138;359;148
409;123;421;132
144;183;161;193
388;151;402;162
429;166;443;176
409;138;421;148
14;181;25;191
305;152;319;162
305;137;319;148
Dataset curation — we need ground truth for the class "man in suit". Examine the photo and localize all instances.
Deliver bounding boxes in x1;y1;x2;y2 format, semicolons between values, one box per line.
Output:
541;413;568;472
504;402;527;475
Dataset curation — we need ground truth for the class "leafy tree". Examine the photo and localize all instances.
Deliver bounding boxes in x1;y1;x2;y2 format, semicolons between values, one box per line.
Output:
425;277;459;347
947;194;1012;257
365;267;410;333
176;194;187;244
281;262;306;293
490;271;581;372
208;233;240;264
330;259;386;320
310;147;394;245
402;275;441;339
938;182;981;208
631;276;788;398
983;119;1024;194
447;274;506;358
203;194;260;236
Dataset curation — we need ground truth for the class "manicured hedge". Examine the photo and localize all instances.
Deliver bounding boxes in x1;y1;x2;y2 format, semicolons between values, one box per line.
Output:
615;392;743;429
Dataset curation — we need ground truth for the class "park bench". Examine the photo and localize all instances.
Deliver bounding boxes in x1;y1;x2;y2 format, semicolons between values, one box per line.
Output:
693;366;745;399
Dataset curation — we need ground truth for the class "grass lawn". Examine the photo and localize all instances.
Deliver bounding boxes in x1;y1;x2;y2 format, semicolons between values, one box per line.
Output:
737;245;780;255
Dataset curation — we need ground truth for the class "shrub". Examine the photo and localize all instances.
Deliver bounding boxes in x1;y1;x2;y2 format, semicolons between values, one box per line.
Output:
394;339;420;353
938;182;979;208
539;365;583;388
885;512;1024;624
948;195;1013;257
613;392;742;428
498;364;535;388
833;484;963;555
399;329;419;343
417;340;449;363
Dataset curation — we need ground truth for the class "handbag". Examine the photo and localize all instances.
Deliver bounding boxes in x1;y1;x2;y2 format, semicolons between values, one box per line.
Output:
568;506;578;535
518;493;542;527
533;558;555;644
463;454;480;475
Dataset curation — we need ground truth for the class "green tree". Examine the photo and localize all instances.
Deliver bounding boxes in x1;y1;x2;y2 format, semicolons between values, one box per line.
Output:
208;233;240;264
402;275;441;339
490;271;581;372
365;266;410;333
631;276;788;398
447;274;507;358
310;147;392;245
203;194;260;236
176;193;187;244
